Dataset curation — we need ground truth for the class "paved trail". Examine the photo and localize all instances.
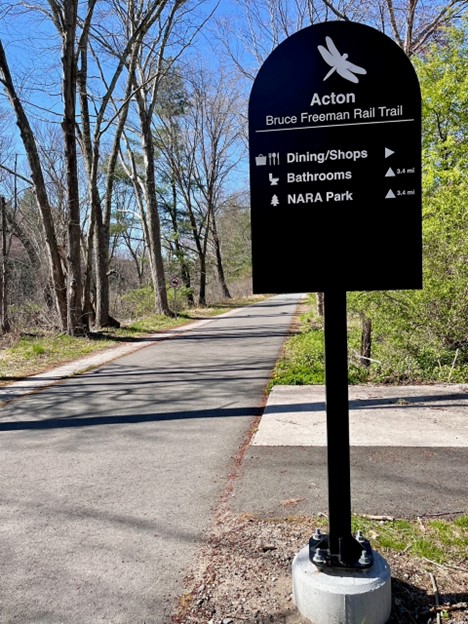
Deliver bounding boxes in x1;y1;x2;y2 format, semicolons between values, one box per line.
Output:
0;294;301;624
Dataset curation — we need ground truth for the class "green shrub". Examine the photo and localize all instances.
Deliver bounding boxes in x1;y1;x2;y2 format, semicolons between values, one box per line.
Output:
120;287;155;317
167;285;194;312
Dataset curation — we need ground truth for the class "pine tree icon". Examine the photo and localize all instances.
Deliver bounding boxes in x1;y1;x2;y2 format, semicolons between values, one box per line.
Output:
271;195;279;206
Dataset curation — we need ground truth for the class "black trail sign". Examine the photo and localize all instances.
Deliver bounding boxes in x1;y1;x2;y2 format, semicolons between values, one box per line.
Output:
249;21;422;570
249;20;422;294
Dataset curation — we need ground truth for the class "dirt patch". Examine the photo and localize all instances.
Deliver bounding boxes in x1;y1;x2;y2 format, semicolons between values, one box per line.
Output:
172;512;468;624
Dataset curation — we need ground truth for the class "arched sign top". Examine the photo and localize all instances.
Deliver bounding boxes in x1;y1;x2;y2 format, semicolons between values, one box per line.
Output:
250;21;421;121
249;21;422;294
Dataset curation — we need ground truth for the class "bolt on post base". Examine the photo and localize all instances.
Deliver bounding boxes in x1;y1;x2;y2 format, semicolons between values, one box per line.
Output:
308;528;374;570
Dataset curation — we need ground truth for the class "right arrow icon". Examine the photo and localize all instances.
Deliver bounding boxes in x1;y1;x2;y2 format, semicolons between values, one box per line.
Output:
385;147;395;158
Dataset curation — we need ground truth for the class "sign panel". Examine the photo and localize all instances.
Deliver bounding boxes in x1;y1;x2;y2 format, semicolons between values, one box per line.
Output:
249;21;422;293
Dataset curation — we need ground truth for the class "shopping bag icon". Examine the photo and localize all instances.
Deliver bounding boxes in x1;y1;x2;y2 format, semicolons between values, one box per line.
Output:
255;154;267;166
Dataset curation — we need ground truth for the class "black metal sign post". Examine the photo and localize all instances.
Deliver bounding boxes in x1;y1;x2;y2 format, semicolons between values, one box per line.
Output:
324;290;351;556
310;289;373;569
248;21;422;570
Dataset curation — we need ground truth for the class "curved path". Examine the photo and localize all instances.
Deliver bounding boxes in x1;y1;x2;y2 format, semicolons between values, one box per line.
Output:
0;294;302;624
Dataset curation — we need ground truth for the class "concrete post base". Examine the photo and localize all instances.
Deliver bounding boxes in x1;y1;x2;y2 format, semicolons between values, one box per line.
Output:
292;545;392;624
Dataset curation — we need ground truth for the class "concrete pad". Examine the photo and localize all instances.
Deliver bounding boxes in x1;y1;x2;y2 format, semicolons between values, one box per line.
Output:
292;545;391;624
253;384;468;447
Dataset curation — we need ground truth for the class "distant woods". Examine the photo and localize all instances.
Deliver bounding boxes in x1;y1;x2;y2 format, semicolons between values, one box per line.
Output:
0;0;466;339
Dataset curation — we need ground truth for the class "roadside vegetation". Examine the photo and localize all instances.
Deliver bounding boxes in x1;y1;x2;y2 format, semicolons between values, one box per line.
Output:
312;513;468;622
353;515;468;566
271;25;468;390
269;290;468;389
0;292;262;385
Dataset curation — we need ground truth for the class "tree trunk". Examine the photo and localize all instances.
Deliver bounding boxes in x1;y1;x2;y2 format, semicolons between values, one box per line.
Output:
210;212;231;299
360;314;372;368
77;53;108;329
0;41;68;330
184;197;207;306
61;1;85;335
92;188;110;328
83;217;96;328
198;207;211;307
99;70;137;329
0;197;10;333
169;179;194;305
198;254;207;306
135;94;171;316
119;135;153;288
316;292;324;316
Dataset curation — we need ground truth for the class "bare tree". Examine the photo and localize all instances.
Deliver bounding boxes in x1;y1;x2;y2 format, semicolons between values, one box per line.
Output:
152;105;208;304
0;159;52;310
47;0;92;335
1;0;201;331
76;0;179;327
152;72;212;305
0;41;68;330
216;0;327;81
0;196;11;332
188;67;245;300
0;1;98;335
220;0;468;66
316;0;468;55
111;0;215;314
153;63;244;303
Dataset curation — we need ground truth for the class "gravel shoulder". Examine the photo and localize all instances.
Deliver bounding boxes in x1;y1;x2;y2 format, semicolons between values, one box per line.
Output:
171;506;468;624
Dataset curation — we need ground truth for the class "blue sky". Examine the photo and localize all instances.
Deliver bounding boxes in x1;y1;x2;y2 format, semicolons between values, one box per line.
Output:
0;0;251;196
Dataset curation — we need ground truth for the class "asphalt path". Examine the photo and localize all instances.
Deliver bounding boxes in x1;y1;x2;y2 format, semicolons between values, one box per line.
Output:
0;294;302;624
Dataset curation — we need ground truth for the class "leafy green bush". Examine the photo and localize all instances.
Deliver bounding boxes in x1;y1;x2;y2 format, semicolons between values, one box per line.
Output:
167;285;194;312
271;282;468;387
120;287;155;317
348;289;468;384
121;284;195;317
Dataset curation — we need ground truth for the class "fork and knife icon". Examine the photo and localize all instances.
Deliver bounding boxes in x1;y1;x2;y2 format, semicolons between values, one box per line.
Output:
268;152;279;165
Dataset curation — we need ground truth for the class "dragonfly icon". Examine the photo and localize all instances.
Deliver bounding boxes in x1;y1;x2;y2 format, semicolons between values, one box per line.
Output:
318;37;367;84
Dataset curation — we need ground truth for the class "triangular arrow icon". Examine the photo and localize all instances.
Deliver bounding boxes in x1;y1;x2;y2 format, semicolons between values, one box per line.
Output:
386;189;396;199
385;148;395;158
385;167;396;177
